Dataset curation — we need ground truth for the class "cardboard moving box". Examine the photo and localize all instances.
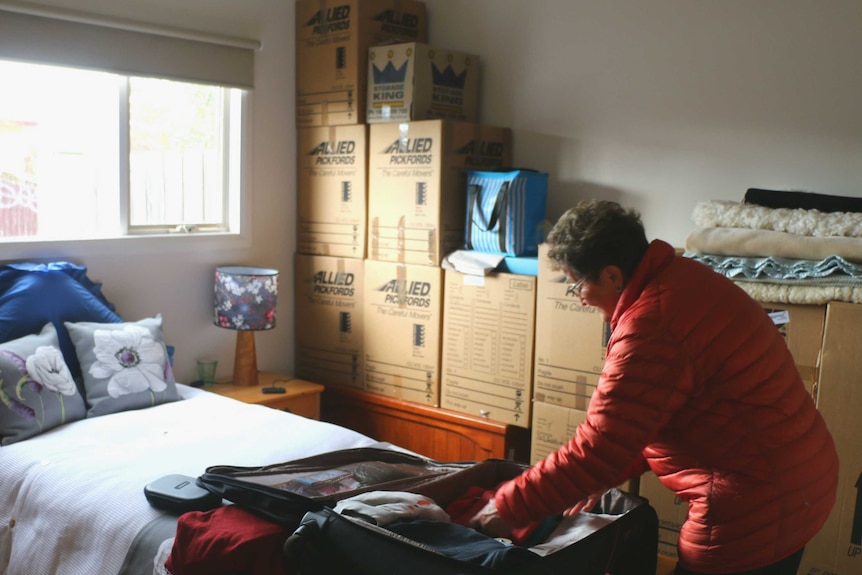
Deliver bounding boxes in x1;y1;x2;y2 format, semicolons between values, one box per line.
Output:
440;270;536;428
533;244;609;409
367;119;512;266
367;42;479;124
294;254;365;388
759;302;826;402
297;125;368;258
530;401;587;465
295;0;427;127
798;301;862;575
363;259;442;405
530;402;635;493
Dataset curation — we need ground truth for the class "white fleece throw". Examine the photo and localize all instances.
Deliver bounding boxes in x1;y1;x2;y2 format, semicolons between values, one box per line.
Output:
692;200;862;238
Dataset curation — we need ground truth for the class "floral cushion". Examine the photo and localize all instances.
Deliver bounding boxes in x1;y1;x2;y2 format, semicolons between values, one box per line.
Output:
65;315;179;417
0;323;87;445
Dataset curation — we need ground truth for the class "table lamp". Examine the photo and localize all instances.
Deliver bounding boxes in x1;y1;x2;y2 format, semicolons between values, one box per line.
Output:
213;265;278;387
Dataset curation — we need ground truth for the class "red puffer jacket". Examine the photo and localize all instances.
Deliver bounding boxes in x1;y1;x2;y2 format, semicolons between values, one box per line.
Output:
496;240;838;573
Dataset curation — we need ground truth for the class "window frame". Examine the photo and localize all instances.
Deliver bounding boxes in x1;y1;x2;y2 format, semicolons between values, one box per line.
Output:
0;6;258;252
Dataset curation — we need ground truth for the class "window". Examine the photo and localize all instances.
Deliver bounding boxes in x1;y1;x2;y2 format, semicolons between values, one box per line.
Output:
0;7;258;244
0;59;245;241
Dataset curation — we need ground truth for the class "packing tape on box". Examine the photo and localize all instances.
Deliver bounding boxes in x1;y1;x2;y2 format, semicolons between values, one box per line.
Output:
426;228;437;266
395;262;408;308
397;215;406;263
370;216;380;260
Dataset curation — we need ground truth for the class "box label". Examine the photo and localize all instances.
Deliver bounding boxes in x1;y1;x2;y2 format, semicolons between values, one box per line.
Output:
297;125;367;258
363;261;442;404
295;255;364;388
440;271;536;427
367;120;512;265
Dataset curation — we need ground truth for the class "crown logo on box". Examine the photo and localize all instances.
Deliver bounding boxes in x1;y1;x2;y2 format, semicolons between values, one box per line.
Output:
431;64;467;89
372;61;408;84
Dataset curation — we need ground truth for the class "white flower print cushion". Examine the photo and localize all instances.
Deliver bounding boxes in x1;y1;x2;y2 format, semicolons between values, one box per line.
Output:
65;315;179;417
0;323;86;445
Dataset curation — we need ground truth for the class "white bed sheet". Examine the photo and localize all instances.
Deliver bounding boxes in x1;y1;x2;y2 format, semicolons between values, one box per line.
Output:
0;384;381;575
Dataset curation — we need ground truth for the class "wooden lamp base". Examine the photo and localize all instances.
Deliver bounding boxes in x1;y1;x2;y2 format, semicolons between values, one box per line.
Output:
232;330;259;387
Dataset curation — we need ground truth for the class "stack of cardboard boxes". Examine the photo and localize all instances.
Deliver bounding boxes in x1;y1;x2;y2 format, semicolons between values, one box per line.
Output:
294;0;534;426
294;0;429;390
293;5;859;572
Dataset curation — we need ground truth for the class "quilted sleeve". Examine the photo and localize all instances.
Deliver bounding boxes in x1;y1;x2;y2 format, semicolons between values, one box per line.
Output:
495;318;693;526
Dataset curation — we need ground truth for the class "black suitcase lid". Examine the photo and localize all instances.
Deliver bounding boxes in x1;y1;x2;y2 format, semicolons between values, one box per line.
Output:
197;447;477;526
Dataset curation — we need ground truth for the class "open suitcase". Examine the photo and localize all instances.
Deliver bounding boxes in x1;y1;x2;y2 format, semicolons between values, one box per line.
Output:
198;447;659;575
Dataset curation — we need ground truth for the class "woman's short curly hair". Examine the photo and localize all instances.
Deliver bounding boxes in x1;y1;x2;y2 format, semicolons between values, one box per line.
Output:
546;200;649;280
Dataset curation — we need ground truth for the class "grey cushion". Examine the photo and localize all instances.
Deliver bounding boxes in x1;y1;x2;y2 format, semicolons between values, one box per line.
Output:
65;315;179;417
0;323;87;445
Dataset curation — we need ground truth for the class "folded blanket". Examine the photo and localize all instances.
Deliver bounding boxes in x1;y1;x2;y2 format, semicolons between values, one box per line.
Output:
745;188;862;213
685;227;862;264
692;200;862;238
686;253;862;284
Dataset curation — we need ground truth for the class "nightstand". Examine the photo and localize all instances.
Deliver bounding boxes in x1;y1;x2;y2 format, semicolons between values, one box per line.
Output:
207;373;324;420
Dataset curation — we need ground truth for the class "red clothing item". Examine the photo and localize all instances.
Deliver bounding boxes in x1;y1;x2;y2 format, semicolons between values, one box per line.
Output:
166;505;291;575
495;240;838;573
446;485;539;545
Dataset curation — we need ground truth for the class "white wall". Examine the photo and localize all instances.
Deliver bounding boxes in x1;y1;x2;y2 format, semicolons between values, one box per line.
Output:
3;0;862;382
423;0;862;247
0;0;296;383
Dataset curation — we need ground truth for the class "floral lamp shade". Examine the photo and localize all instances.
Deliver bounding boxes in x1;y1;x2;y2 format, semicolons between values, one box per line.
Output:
213;266;278;331
213;266;278;386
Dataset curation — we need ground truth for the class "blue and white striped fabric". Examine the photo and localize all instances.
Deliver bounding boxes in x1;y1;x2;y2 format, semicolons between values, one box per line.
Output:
464;170;549;257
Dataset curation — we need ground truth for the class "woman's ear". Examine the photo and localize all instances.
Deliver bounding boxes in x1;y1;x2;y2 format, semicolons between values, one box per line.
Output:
601;265;626;290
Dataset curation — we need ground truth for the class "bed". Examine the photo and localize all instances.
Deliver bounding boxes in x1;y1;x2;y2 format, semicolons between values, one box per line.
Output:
0;262;388;575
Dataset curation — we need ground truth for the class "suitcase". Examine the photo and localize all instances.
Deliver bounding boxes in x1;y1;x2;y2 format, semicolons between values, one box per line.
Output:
198;447;658;575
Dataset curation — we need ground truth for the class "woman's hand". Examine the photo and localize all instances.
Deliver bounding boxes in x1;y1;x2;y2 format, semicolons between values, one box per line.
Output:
563;491;603;517
467;498;513;539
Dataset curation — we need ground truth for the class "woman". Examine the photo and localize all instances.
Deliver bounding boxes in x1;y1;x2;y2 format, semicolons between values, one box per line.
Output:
469;200;838;575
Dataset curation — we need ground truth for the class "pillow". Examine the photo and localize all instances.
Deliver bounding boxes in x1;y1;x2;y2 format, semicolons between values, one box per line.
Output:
65;315;179;417
0;262;122;387
0;323;87;445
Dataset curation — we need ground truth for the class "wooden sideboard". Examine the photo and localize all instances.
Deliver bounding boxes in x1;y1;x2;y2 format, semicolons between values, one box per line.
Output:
320;385;531;463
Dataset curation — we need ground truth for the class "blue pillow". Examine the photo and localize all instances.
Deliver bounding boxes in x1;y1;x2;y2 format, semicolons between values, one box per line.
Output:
0;262;122;386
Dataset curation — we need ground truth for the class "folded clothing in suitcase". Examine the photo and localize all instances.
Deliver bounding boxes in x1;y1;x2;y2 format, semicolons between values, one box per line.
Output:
198;447;658;575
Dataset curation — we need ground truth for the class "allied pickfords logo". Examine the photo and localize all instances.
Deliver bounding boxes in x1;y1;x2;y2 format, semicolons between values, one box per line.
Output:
454;138;507;169
305;5;351;34
379;135;506;168
382;137;433;165
374;9;422;38
376;279;432;307
304;6;421;37
312;270;355;296
308;140;357;166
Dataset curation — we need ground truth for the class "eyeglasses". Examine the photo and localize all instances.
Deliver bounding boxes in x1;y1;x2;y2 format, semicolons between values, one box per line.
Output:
568;277;587;297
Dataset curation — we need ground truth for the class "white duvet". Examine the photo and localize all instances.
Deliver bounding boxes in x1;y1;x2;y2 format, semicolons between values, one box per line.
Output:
0;385;381;575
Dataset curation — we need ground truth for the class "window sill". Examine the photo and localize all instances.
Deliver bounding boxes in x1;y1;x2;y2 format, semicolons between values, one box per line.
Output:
0;230;251;260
